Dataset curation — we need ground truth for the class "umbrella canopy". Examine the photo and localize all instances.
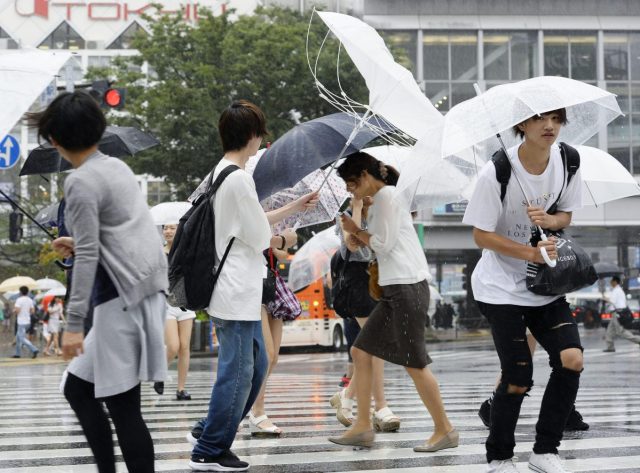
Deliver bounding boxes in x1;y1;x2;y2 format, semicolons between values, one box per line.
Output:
43;286;67;298
35;201;62;228
576;145;640;206
0;50;71;145
35;278;64;291
288;227;341;292
20;126;160;176
316;11;442;141
0;276;37;293
252;113;389;201
593;262;623;277
149;202;192;226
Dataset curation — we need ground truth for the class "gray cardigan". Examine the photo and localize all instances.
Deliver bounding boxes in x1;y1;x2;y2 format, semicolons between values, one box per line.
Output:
64;151;168;332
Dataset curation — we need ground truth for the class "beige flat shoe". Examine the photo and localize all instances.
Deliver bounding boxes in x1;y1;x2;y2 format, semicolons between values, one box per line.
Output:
328;429;375;449
413;428;459;452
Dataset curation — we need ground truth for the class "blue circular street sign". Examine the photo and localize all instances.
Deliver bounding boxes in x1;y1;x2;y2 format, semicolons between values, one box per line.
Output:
0;135;21;170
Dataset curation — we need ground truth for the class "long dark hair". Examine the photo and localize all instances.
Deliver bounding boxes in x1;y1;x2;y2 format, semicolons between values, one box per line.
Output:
337;152;399;186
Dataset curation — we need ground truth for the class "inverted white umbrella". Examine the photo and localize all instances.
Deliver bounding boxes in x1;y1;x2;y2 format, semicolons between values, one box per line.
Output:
288;227;341;293
0;50;72;145
149;202;192;226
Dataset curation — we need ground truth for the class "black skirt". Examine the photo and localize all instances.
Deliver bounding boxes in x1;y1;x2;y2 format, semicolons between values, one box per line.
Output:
353;279;431;368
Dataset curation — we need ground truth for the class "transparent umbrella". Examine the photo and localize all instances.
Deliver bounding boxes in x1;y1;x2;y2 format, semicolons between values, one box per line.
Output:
149;202;192;226
288;227;341;292
35;278;64;291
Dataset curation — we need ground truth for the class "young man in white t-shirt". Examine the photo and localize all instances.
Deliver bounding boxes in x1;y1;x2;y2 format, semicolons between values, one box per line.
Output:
12;286;39;358
603;276;640;352
463;109;584;473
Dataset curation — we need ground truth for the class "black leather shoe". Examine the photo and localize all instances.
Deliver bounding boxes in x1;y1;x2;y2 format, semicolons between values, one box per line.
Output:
176;390;192;400
565;406;589;431
153;381;164;395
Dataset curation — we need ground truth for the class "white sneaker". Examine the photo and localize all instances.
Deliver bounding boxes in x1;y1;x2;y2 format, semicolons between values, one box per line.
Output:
487;458;519;472
528;453;571;473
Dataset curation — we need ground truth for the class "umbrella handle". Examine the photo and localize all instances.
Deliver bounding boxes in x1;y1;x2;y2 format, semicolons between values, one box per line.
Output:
539;231;557;268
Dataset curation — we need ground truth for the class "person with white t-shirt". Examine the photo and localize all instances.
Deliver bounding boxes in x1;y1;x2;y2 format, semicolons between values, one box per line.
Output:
603;276;640;352
12;286;39;358
463;109;584;473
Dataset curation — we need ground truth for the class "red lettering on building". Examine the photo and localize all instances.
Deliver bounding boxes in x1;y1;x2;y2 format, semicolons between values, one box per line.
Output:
88;2;121;20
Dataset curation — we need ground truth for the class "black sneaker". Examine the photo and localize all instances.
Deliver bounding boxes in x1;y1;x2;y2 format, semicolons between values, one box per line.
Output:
177;390;192;401
564;406;589;431
189;450;249;471
32;350;39;359
478;398;491;428
153;381;164;395
186;418;206;446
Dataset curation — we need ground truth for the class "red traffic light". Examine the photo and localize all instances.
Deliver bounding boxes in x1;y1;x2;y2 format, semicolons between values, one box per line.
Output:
104;88;122;108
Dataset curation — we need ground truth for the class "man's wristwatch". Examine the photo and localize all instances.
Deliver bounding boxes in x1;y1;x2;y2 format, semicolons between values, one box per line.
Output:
277;235;286;250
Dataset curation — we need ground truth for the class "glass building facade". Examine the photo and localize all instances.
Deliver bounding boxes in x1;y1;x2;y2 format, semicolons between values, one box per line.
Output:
383;28;640;174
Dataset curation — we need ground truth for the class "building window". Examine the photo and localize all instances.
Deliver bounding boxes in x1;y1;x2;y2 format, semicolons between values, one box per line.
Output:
423;31;477;111
38;22;85;50
0;27;18;49
484;31;538;80
147;181;172;206
107;22;147;50
543;31;596;80
88;56;113;68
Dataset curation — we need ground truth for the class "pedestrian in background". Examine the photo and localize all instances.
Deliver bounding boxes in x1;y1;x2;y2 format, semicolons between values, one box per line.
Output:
12;286;38;359
35;90;168;473
603;276;640;352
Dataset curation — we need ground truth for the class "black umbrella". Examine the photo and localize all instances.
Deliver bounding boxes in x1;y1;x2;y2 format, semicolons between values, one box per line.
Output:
593;262;623;277
20;126;159;176
252;113;392;201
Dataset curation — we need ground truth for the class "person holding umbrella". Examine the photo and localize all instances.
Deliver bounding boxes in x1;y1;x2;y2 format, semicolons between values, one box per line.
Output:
331;152;457;452
463;109;584;473
603;276;640;352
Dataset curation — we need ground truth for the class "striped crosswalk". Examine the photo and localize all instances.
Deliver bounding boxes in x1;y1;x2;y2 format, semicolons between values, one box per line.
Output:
1;343;639;472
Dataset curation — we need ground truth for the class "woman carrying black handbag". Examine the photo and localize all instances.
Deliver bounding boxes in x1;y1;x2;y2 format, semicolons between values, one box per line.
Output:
329;197;400;433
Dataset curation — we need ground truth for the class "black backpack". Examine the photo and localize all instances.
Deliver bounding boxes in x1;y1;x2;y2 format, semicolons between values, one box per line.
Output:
492;142;580;210
168;165;239;311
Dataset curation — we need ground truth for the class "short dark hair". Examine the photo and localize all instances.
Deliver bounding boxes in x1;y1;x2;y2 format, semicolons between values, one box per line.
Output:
19;286;29;295
218;100;268;152
513;108;568;138
27;91;106;151
337;152;399;186
611;276;621;284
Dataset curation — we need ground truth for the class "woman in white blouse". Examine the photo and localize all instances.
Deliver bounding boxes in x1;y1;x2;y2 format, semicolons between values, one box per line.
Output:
329;152;457;452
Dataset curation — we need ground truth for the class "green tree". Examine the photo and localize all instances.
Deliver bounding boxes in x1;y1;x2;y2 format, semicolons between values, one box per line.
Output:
93;6;376;197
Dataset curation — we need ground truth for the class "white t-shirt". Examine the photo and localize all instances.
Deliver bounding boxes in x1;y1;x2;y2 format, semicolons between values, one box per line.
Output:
368;186;431;286
462;143;583;306
15;296;34;325
609;285;627;311
207;159;272;321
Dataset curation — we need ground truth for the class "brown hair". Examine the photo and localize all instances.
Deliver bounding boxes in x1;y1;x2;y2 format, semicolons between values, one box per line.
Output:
218;100;268;152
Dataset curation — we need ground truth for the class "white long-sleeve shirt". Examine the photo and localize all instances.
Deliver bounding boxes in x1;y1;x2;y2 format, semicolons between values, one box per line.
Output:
207;159;272;321
368;186;431;286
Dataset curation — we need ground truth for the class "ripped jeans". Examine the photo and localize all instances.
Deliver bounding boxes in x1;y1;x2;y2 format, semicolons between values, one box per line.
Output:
477;297;583;462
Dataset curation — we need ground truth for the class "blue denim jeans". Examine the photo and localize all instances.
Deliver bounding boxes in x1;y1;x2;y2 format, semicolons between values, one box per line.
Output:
192;318;267;458
15;324;38;357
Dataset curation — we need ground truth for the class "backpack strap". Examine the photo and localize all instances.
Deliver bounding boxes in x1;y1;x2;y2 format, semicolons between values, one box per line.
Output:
558;142;580;186
491;148;511;203
208;164;240;195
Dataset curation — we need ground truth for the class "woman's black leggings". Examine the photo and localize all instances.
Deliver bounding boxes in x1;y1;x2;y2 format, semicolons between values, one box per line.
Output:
63;372;154;473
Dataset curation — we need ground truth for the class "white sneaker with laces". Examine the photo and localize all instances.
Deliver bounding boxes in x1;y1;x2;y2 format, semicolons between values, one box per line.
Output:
528;453;571;473
487;458;519;472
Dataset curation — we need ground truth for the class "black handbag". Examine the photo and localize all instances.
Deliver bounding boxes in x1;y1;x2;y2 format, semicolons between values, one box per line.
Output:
330;249;376;318
526;152;597;296
261;249;277;305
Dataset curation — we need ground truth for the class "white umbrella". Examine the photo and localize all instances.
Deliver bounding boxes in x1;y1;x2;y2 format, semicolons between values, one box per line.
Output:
0;276;37;293
44;287;67;298
0;50;72;145
149;202;192;226
575;145;640;206
315;11;442;141
35;278;64;291
288;227;341;292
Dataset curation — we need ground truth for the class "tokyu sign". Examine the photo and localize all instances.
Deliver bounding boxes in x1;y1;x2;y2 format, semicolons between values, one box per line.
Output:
14;0;232;21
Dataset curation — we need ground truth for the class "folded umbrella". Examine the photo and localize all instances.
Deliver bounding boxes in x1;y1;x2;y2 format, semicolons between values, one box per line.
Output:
20;126;160;176
252;112;390;201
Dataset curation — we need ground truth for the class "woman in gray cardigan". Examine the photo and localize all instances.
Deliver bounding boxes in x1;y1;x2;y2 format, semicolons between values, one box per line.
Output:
32;91;167;473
